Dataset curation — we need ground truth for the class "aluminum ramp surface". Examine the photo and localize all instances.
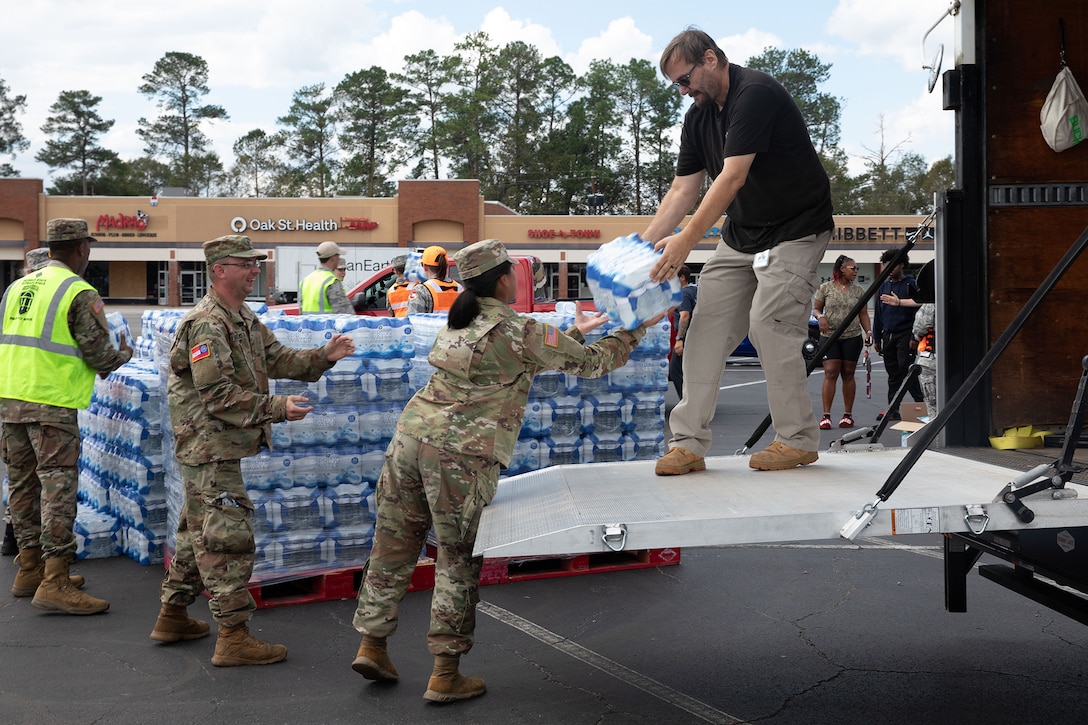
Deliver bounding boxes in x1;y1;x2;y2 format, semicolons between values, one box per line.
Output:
474;448;1088;557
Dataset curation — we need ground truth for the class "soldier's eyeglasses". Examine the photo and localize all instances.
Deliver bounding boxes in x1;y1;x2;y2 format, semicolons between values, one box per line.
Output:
218;260;261;269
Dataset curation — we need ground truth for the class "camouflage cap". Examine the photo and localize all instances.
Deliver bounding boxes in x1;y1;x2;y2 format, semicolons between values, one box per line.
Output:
203;234;268;265
391;254;407;271
46;218;96;244
454;239;510;280
25;247;51;272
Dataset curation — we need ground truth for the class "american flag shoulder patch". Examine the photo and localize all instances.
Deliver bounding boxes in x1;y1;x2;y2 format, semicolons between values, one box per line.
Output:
190;342;212;363
91;295;105;314
543;324;560;348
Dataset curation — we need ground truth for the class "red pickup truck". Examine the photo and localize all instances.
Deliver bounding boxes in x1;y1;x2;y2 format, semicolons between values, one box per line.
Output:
270;254;583;316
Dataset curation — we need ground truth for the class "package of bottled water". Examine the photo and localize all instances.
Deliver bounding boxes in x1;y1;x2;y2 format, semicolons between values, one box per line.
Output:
240;451;294;490
358;441;389;484
78;469;110;512
504;437;545;476
403;250;426;284
105;311;132;350
408;313;447;357
627;429;666;460
580;392;626;437
529;370;565;399
318;481;372;530
581;434;634;464
245;300;269;315
624;391;665;432
122;527;166;566
587;234;681;329
520;398;556;438
74;504;122;560
545;434;582;467
357;401;403;443
549;395;583;438
319;527;376;567
338;316;415;360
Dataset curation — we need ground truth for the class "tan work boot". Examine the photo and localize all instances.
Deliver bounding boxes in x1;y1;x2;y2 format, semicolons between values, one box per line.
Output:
210;623;287;666
748;441;818;471
149;603;211;642
11;547;85;596
655;446;706;476
423;654;486;703
352;634;399;681
30;558;108;614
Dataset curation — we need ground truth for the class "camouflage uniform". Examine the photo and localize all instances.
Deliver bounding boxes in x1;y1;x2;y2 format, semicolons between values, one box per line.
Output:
354;240;645;656
159;282;334;626
0;258;131;559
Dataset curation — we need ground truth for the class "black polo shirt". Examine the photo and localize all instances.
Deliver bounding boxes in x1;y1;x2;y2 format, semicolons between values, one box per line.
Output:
676;64;834;253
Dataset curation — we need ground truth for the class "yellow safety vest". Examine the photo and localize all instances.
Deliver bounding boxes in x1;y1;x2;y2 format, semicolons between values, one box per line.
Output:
300;268;339;313
388;280;411;317
0;266;99;409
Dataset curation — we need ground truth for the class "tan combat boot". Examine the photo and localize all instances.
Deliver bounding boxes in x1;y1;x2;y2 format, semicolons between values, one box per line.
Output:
11;547;85;596
210;622;287;666
423;654;486;703
351;634;399;681
30;557;108;614
149;603;211;642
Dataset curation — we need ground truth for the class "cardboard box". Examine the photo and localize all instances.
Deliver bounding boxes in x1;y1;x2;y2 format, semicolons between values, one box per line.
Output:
890;420;926;447
899;402;928;423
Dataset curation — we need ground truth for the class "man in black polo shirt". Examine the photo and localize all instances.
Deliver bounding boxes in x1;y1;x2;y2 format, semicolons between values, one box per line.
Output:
645;27;834;474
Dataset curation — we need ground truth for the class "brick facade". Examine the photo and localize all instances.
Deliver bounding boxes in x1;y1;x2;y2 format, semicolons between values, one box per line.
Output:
0;178;42;248
397;179;480;245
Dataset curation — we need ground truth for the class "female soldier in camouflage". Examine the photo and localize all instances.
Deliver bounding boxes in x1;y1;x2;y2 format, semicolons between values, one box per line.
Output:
349;239;665;703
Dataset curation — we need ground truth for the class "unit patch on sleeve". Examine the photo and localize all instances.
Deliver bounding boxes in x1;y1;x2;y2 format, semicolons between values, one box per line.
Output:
543;324;560;348
190;342;212;363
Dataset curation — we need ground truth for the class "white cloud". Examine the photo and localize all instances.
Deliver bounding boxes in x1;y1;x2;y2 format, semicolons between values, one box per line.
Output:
718;29;784;66
569;18;655;74
827;0;957;70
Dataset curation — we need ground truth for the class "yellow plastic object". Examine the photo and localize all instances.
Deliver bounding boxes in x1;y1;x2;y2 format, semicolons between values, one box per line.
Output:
988;425;1050;450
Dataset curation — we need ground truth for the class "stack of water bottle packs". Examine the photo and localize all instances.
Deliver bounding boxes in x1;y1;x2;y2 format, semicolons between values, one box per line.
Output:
231;313;416;577
74;296;669;579
75;309;168;564
507;312;670;476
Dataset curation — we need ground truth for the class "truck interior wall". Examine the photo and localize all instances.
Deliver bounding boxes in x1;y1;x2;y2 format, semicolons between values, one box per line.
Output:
983;0;1088;429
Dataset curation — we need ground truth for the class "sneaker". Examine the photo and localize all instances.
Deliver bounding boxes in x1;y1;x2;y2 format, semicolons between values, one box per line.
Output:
839;414;854;428
655;447;706;476
749;441;818;471
819;415;832;430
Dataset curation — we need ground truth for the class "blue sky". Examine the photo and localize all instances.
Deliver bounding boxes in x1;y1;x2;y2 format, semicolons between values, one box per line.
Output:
3;0;958;185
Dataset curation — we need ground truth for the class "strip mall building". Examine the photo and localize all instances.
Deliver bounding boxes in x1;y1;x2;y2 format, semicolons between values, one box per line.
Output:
0;178;930;305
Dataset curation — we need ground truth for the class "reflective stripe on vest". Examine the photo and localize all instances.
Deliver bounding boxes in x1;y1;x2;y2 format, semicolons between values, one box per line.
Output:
300;268;338;313
0;266;98;409
423;278;462;312
388;281;411;317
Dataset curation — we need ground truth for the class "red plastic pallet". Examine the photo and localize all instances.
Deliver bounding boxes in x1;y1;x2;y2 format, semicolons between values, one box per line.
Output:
478;547;681;586
246;557;435;609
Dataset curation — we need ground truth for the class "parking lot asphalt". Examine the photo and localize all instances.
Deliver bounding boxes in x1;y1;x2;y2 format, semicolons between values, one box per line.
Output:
1;306;1087;724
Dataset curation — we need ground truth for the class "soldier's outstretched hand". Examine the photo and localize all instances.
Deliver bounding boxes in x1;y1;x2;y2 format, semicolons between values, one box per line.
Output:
323;332;355;362
573;304;609;335
286;395;314;420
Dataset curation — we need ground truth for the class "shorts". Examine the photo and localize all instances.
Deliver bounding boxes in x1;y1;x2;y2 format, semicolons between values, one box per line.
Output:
819;334;863;363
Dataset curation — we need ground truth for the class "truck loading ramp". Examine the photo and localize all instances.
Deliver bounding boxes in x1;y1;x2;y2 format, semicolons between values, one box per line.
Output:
475;448;1088;558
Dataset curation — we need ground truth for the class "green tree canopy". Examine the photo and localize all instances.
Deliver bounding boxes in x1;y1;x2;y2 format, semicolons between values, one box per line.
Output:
136;51;229;191
36;90;116;195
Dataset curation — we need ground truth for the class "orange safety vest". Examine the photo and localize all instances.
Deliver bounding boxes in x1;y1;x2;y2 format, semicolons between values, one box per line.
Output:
388;280;411;317
420;278;462;312
917;328;935;357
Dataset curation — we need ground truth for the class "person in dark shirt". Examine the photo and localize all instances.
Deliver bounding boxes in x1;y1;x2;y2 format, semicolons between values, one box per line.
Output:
873;249;923;418
644;27;834;474
669;266;697;399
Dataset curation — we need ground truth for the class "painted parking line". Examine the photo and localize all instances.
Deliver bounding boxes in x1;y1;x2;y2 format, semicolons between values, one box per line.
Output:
479;600;742;724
